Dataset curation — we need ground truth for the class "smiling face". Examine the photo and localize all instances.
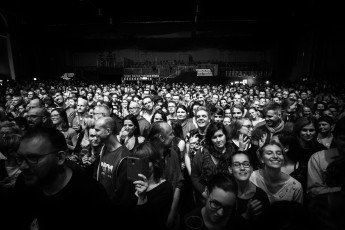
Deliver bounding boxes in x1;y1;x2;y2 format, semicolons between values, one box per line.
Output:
261;144;285;169
300;123;316;142
230;153;253;182
196;110;210;128
177;108;187;121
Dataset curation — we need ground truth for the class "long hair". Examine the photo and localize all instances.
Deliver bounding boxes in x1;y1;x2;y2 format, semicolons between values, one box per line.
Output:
170;120;183;140
51;108;70;132
123;114;141;137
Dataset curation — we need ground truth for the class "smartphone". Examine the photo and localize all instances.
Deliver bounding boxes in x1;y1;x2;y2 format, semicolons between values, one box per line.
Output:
127;157;150;182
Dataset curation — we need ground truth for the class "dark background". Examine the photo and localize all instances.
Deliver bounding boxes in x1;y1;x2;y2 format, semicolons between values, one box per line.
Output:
0;0;344;84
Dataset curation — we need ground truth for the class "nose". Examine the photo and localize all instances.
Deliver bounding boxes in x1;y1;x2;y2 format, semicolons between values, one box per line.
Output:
19;160;30;170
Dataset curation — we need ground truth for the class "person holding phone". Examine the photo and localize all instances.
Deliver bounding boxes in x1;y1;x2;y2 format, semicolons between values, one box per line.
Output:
229;118;260;170
119;142;174;230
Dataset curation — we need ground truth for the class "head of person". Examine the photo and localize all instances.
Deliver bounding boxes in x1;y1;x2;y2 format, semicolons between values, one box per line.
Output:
77;96;89;114
229;151;253;183
212;107;224;123
172;94;180;104
231;104;244;120
53;92;64;105
248;107;258;120
302;106;312;118
28;98;45;109
195;106;211;129
26;108;50;129
224;105;232;119
233;94;242;104
317;115;335;136
258;140;286;169
229;117;253;140
223;117;231;126
50;108;70;131
93;104;111;121
151;110;167;123
281;99;297;113
293;117;317;143
175;104;188;122
205;122;229;151
142;96;154;111
170;120;184;140
123;114;141;137
167;101;177;115
148;121;174;149
264;103;282;128
204;172;238;223
190;101;201;118
271;131;300;162
132;141;164;183
94;117;117;143
15;126;68;187
211;94;219;105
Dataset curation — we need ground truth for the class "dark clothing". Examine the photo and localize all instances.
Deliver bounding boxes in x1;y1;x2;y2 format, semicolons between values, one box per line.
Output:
181;206;252;230
230;141;261;170
111;114;124;135
8;170;111;230
295;140;327;166
237;185;270;224
97;145;131;202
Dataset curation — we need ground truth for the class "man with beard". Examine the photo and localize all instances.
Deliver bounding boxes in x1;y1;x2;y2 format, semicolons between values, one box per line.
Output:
6;127;110;230
148;121;184;229
26;107;52;129
65;97;76;127
53;92;66;109
251;103;284;146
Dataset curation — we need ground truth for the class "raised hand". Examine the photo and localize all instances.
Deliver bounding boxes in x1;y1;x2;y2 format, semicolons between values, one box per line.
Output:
258;133;268;148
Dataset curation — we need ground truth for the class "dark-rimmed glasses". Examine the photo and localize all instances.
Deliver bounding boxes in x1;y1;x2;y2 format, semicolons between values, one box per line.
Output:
231;161;251;168
209;196;236;212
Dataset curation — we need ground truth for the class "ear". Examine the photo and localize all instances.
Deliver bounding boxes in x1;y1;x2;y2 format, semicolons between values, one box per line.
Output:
56;151;67;165
284;145;289;153
202;187;209;199
228;166;233;174
159;134;165;143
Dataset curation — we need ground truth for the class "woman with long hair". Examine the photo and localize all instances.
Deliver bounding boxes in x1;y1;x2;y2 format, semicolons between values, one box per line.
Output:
293;117;326;166
117;114;145;154
190;122;234;204
50;108;77;152
150;109;167;123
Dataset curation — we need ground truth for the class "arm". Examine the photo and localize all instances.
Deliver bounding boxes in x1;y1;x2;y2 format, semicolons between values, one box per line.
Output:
166;187;181;230
184;143;192;175
190;149;205;196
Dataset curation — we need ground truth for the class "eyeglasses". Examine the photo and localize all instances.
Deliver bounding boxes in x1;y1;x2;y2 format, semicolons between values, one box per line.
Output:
232;161;251;168
15;150;60;166
27;115;44;119
242;125;253;129
143;101;152;105
209;196;236;212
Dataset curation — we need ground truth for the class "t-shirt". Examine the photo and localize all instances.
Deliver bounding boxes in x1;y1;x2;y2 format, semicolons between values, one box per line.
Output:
10;170;110;230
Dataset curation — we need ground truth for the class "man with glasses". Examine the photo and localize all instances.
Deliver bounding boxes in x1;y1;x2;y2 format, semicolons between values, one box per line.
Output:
128;101;149;138
26;107;52;129
7;126;110;230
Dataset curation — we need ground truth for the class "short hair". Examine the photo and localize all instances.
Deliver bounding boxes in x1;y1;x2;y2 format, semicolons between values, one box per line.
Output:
195;106;211;119
0;120;22;135
258;140;287;163
231;104;244;114
206;172;238;196
132;141;163;183
94;104;111;117
231;151;253;165
293;117;316;135
263;103;281;117
98;117;116;134
228;117;251;140
21;126;68;151
148;121;165;142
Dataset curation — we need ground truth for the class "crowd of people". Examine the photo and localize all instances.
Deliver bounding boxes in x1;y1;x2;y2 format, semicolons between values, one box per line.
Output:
0;78;345;230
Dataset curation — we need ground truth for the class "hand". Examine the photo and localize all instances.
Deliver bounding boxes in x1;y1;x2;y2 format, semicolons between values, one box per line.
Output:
133;174;149;199
258;133;267;148
238;133;250;151
119;127;129;140
82;155;91;165
244;199;263;219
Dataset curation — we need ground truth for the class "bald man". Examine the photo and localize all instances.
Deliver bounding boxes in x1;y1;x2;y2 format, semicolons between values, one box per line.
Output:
28;98;45;109
26;107;52;129
94;117;130;202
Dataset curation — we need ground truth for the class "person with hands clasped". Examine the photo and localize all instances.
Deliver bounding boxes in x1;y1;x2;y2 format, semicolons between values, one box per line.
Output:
229;151;270;225
117;114;145;154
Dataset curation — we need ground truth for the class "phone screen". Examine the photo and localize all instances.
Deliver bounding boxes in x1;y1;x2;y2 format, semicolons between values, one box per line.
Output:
127;157;150;181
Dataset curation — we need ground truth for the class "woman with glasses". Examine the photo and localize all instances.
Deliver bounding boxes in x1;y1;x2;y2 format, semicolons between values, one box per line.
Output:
51;108;77;153
182;172;251;230
117;114;145;154
190;122;234;205
250;140;303;204
229;151;269;222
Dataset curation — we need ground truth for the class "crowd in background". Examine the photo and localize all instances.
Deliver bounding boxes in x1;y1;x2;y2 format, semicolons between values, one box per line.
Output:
0;78;345;230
